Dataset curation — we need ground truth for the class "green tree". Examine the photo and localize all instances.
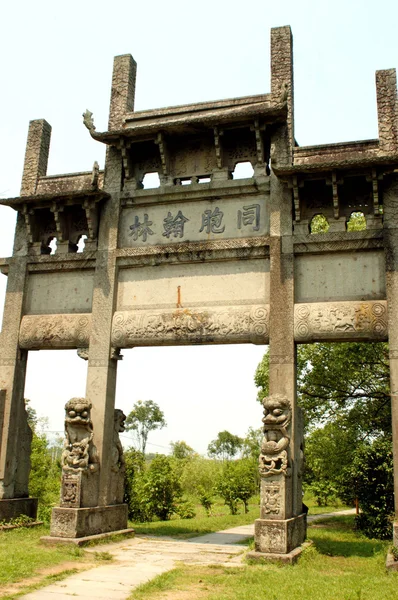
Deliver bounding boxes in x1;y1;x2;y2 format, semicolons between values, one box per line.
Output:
215;459;257;515
143;454;182;521
207;431;243;461
170;440;196;460
27;403;61;522
350;436;394;539
125;400;166;455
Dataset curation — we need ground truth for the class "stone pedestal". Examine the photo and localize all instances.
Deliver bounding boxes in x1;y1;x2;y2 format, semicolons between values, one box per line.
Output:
49;504;128;538
252;513;306;554
0;497;38;521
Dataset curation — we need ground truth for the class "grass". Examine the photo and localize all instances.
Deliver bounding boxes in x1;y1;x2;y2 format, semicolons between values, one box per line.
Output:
129;494;352;539
0;525;88;586
303;491;351;515
129;516;398;600
129;498;260;539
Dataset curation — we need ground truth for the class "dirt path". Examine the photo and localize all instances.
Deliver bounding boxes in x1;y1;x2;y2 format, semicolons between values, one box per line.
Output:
18;509;355;600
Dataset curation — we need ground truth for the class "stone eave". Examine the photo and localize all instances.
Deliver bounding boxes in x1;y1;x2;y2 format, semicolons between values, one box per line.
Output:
0;189;110;210
88;100;287;144
272;153;398;176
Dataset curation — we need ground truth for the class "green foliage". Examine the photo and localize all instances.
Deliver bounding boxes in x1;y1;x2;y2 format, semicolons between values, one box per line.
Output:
347;211;367;231
173;498;196;519
170;440;196;460
27;403;61;522
124;448;151;522
180;457;221;498
254;352;269;402
297;342;390;436
125;400;166;455
305;420;359;506
310;214;330;233
241;427;262;460
207;430;243;460
215;459;257;515
197;488;214;516
350;436;394;539
142;454;182;521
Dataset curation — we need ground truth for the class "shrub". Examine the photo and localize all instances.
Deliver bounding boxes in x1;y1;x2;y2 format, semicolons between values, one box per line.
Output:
215;459;257;515
174;498;196;519
124;449;151;522
143;454;182;521
350;436;394;539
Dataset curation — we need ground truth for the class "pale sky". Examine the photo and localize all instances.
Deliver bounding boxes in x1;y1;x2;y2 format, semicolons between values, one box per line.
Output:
1;0;397;454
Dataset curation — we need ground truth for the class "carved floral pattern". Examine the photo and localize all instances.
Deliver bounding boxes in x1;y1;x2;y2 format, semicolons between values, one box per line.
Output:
111;305;269;346
19;314;91;349
294;301;387;341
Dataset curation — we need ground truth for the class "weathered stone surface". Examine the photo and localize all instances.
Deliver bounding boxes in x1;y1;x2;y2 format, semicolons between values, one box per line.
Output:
0;497;38;521
19;314;91;349
254;514;306;554
50;504;128;538
60;398;99;509
294;300;388;342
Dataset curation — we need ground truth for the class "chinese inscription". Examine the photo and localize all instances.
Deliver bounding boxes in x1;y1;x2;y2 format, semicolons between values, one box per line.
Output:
129;214;154;241
128;203;262;243
238;204;260;231
163;210;189;239
199;207;225;234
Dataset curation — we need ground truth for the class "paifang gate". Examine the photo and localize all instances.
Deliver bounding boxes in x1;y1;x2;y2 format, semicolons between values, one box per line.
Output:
0;25;398;560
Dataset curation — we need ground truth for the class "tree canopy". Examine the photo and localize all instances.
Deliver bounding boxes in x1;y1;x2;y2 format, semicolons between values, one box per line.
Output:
125;400;166;455
207;430;243;460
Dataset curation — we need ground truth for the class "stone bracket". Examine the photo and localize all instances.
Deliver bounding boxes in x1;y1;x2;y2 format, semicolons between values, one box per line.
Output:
155;132;169;176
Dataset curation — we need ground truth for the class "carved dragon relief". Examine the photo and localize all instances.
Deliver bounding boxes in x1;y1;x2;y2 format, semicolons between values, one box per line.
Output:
259;395;291;478
294;301;388;341
111;305;269;347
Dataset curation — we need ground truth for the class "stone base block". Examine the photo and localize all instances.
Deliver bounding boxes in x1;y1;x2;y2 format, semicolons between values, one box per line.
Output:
254;513;307;554
393;521;398;547
247;545;303;565
42;528;135;546
386;552;398;571
50;504;128;538
0;497;38;521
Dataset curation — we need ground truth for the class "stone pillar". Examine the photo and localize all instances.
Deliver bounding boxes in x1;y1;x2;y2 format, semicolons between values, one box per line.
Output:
270;26;294;163
382;175;398;545
108;54;137;130
0;252;37;519
248;173;305;563
376;69;398;154
20;119;52;196
49;146;128;539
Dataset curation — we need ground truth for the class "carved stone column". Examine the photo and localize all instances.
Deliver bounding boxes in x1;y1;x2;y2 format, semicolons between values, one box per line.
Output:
248;173;306;563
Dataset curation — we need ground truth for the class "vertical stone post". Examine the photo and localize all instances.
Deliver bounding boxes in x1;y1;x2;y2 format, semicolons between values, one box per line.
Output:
383;175;398;545
270;26;294;163
108;54;137;130
249;173;305;562
376;69;398;154
20;120;52;196
0;252;37;518
0;118;45;518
